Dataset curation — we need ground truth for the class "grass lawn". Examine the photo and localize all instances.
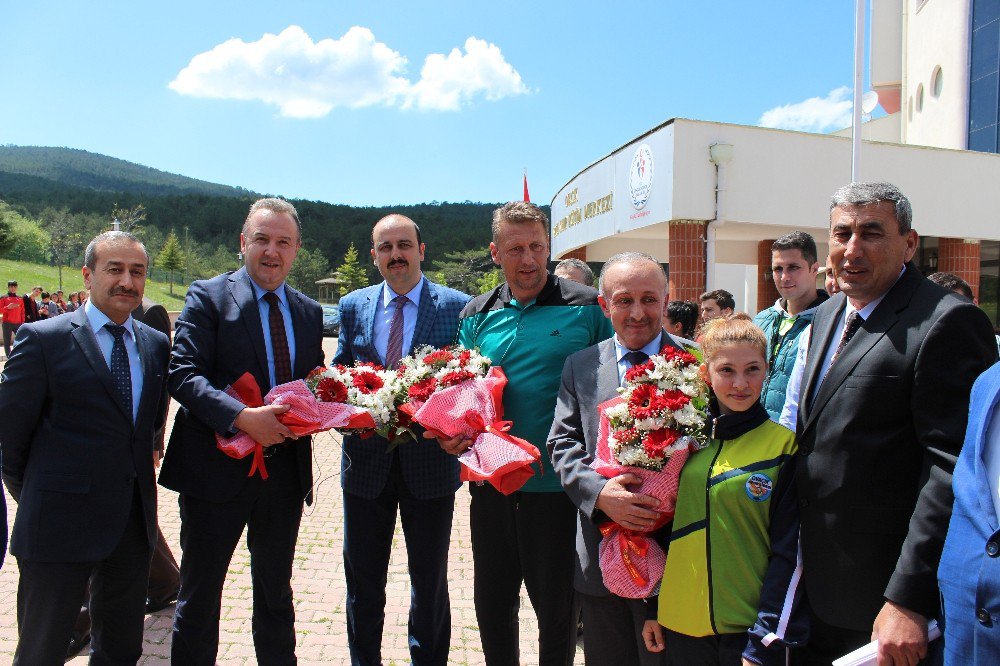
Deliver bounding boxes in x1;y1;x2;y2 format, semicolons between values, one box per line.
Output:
0;258;190;310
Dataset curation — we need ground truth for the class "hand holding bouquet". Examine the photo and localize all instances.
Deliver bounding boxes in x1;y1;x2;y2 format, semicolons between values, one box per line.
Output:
594;345;709;598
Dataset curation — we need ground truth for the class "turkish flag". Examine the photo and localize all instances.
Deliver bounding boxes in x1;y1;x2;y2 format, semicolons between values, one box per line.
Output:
522;173;530;202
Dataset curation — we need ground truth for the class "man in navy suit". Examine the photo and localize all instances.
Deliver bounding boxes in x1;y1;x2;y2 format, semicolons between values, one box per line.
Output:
158;198;325;665
939;361;1000;664
0;230;170;665
334;213;470;665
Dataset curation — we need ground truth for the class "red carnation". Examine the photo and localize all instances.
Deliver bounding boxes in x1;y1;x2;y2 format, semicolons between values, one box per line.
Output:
642;428;680;460
408;377;439;402
422;350;455;367
660;389;690;412
624;360;653;383
458;349;472;365
439;370;476;388
357;361;385;371
315;378;348;403
306;366;326;380
660;346;699;367
352;370;384;394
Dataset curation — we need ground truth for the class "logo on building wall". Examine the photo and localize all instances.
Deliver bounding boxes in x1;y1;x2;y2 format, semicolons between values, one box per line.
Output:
628;143;654;210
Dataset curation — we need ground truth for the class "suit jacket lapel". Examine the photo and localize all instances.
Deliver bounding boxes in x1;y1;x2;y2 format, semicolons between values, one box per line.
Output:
70;307;132;423
800;295;845;428
974;371;1000;529
596;338;621;404
359;284;381;363
132;322;157;432
411;279;437;350
230;267;269;387
286;285;313;379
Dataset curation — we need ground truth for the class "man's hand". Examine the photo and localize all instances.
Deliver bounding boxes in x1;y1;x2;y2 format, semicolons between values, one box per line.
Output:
153;450;161;469
872;600;928;666
234;404;295;446
596;473;660;531
641;620;664;653
423;430;472;455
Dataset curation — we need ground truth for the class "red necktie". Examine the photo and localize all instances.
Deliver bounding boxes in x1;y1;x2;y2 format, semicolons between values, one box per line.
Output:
263;292;292;385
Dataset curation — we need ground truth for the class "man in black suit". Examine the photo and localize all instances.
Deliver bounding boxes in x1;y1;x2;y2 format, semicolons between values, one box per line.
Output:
0;230;171;665
794;183;998;665
158;197;324;665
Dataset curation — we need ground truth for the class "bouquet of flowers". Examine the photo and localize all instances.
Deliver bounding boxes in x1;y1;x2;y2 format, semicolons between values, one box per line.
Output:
216;371;377;479
305;362;413;442
593;345;709;598
398;346;540;495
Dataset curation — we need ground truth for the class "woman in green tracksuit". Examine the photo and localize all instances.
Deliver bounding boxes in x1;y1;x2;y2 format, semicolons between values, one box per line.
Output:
643;314;808;666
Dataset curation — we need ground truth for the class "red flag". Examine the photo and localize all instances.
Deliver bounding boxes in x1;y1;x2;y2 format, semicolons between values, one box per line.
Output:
523;172;530;202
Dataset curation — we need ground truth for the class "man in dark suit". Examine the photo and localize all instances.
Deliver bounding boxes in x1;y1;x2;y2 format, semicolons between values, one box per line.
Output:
794;182;998;665
0;230;170;665
158;198;324;665
334;213;470;665
548;252;680;665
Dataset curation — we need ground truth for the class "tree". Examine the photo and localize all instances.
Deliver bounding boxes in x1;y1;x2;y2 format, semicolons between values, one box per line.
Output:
428;247;495;294
42;207;85;291
111;203;147;232
476;269;504;295
158;230;185;295
287;247;330;299
334;243;369;296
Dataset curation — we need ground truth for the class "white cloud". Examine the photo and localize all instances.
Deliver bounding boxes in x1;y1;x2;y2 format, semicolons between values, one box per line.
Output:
758;86;854;133
404;37;529;111
169;26;528;117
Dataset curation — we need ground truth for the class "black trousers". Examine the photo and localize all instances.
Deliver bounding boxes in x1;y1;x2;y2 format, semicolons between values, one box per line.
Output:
661;628;748;666
14;484;151;666
171;447;303;666
469;483;578;666
343;451;455;666
579;592;665;665
3;320;20;357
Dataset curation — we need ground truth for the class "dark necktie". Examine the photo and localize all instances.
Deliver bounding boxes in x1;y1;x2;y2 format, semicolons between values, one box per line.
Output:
385;294;409;370
263;292;292;385
105;323;133;420
830;311;864;367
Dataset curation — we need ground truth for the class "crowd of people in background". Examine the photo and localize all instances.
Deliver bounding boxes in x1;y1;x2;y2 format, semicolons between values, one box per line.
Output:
2;183;1000;666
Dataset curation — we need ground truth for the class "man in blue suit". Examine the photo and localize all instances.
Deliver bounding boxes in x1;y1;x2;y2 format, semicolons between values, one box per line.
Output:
159;198;325;665
940;361;1000;664
0;231;171;665
334;213;470;665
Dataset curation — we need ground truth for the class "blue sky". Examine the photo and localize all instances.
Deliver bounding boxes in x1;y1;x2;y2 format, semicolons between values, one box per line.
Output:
0;1;868;206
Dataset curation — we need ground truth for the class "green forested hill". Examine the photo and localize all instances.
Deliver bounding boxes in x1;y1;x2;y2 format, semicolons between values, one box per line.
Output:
0;146;546;295
0;146;251;197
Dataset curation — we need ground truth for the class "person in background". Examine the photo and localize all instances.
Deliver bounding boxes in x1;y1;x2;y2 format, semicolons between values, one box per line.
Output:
23;286;42;324
38;292;59;319
65;292;80;313
159;198;324;665
792;182;997;665
820;256;840;296
642;314;806;665
554;258;595;288
698;289;735;325
445;201;613;665
752;231;828;423
549;252;683;665
939;362;1000;664
663;300;699;341
54;290;68;313
0;231;170;665
1;280;26;357
334;213;470;666
927;272;974;302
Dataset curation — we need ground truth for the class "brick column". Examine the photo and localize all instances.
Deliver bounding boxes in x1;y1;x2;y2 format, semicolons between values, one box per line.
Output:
757;239;779;313
559;247;587;261
668;221;707;302
937;237;981;300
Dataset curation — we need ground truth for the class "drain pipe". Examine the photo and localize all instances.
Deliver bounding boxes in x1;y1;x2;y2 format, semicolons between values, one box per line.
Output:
706;143;734;292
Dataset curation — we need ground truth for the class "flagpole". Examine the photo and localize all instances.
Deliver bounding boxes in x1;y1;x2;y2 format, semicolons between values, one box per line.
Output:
852;0;865;182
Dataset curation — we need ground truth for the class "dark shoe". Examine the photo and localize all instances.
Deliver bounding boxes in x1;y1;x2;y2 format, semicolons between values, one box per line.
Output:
145;590;179;614
65;631;91;660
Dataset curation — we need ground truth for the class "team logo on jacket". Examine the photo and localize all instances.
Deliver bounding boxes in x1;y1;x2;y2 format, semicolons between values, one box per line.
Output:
745;473;773;502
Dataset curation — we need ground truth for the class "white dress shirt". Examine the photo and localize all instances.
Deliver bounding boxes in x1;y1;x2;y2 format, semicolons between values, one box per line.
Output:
373;276;424;366
85;299;143;422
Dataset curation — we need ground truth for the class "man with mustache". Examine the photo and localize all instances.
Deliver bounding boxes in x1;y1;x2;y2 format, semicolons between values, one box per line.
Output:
0;231;170;664
333;213;470;665
159;198;324;665
792;183;997;665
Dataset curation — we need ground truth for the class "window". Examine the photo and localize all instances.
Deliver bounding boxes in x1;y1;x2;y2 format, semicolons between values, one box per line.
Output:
916;84;925;112
931;66;943;97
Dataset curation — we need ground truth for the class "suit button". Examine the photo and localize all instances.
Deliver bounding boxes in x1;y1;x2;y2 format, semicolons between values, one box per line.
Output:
977;608;992;626
988;541;1000;557
799;498;809;508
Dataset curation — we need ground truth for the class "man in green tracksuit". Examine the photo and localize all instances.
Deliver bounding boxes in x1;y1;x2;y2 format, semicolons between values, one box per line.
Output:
752;231;827;422
440;201;612;666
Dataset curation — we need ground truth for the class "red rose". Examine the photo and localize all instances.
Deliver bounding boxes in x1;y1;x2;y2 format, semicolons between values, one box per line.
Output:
315;377;348;403
408;377;439;402
352;370;384;394
439;369;476;388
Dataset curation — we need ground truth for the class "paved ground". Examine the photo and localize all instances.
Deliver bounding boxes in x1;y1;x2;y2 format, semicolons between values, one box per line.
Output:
0;337;586;664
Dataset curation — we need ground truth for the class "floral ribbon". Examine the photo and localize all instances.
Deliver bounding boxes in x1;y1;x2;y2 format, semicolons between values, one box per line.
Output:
599;521;650;587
